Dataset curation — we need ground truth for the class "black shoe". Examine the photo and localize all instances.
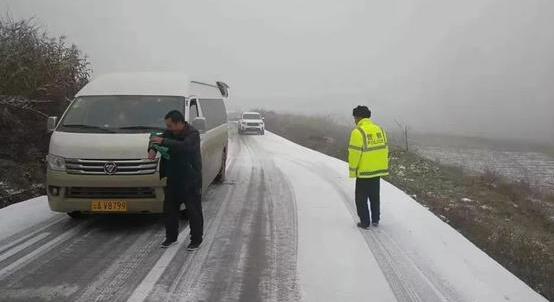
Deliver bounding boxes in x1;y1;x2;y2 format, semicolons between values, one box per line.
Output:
372;222;379;227
187;241;202;251
161;239;177;248
357;222;370;230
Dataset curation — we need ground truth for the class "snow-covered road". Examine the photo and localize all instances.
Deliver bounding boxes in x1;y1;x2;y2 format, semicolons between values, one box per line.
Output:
0;131;547;302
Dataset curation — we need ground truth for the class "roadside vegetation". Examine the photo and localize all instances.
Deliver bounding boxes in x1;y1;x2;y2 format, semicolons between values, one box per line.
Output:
258;109;553;300
0;16;91;208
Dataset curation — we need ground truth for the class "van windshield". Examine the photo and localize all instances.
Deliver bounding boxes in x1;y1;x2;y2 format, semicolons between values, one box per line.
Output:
243;113;260;119
58;96;184;133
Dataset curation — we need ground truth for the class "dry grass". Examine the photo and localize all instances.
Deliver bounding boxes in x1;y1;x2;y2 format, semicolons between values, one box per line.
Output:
387;148;553;299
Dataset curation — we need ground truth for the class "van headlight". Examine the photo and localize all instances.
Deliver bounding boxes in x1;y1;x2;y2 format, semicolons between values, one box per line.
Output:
46;154;66;171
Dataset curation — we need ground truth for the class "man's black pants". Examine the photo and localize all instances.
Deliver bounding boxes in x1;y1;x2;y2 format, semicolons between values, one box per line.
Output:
164;184;203;244
355;177;380;226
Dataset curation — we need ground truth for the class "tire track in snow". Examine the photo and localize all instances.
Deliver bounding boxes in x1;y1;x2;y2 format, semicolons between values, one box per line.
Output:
158;179;238;301
0;232;50;263
152;134;299;302
247;135;302;302
0;216;164;302
170;136;265;301
74;222;164;302
125;224;191;302
226;135;299;302
224;138;275;302
0;219;93;283
0;215;66;254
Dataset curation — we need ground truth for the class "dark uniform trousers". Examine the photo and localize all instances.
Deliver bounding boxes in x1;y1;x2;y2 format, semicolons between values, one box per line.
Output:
355;177;380;226
164;183;203;244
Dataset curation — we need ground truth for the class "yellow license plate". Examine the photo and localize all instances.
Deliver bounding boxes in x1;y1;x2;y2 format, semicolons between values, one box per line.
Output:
91;200;128;212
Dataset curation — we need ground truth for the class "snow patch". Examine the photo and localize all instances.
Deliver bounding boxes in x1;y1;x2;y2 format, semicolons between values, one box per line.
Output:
0;196;60;242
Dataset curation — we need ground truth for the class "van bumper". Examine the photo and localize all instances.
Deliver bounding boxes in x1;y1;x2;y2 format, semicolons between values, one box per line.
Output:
239;125;264;132
46;170;166;214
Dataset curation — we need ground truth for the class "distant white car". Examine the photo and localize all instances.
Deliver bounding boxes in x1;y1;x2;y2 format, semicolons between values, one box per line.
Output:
238;112;265;135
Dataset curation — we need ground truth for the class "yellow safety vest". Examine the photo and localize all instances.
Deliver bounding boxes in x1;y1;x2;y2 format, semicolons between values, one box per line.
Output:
348;118;389;178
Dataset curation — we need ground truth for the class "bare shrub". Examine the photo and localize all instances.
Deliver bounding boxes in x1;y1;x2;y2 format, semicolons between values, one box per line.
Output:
0;15;91;100
0;16;90;208
481;167;499;187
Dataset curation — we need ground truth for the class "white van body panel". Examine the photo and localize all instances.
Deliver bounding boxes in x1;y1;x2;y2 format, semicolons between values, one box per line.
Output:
49;131;151;159
190;81;225;99
199;123;227;192
76;72;190;97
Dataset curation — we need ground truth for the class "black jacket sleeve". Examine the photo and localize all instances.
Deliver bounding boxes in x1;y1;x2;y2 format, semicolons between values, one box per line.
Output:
162;128;200;152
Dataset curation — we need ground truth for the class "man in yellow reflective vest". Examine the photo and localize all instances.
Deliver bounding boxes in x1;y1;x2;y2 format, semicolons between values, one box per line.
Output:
348;106;389;229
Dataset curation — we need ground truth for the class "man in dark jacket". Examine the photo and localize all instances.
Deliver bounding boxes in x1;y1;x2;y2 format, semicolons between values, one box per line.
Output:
148;110;203;251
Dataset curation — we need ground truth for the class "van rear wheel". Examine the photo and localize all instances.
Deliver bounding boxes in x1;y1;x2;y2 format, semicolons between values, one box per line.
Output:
214;150;227;183
67;211;83;219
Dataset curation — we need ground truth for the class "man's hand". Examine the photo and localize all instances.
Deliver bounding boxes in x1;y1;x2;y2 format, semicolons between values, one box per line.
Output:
148;149;157;160
150;136;163;145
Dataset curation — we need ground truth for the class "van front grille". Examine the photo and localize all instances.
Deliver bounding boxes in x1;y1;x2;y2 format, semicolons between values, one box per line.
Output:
65;159;158;175
66;187;156;199
247;123;259;126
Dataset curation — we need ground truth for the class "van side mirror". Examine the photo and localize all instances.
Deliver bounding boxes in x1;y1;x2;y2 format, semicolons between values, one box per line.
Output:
47;116;58;132
191;117;207;133
216;81;230;98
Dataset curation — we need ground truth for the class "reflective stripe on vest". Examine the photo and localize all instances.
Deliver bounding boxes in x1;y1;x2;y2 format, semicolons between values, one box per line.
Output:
359;169;389;177
350;144;388;152
356;127;388;151
357;127;368;150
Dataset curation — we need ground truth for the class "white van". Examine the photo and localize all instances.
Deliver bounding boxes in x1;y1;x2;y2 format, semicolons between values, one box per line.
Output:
45;72;229;218
238;111;265;135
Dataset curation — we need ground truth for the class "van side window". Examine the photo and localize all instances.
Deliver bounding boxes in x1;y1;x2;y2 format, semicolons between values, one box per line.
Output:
199;99;227;130
189;99;199;121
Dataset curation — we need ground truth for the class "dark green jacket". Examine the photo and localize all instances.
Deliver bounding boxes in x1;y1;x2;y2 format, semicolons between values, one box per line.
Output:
156;123;202;188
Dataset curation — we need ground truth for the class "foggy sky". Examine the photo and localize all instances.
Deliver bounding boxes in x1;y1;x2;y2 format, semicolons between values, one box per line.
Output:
1;0;553;143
